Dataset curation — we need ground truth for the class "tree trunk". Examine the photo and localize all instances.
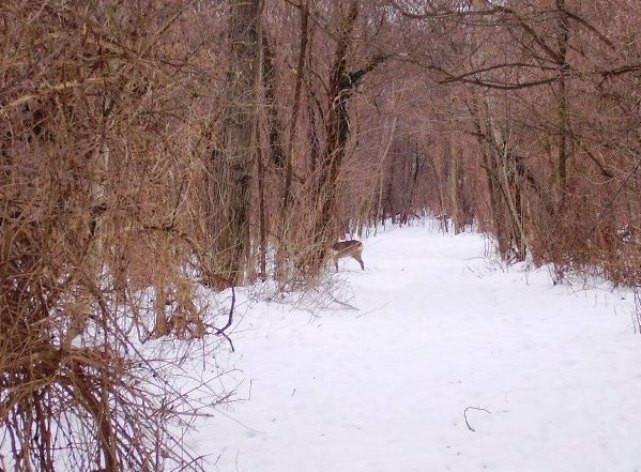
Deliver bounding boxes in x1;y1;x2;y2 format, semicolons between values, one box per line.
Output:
556;0;570;208
449;139;461;233
276;0;309;280
313;1;360;252
214;0;261;285
262;30;286;168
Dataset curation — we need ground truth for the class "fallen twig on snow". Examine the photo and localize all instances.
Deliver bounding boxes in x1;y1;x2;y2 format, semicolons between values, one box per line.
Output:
463;406;491;432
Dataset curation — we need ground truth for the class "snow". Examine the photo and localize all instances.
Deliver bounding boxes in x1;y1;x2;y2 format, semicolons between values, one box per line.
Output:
196;223;641;472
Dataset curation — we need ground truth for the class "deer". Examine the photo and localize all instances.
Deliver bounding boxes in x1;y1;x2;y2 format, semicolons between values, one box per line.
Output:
329;240;365;271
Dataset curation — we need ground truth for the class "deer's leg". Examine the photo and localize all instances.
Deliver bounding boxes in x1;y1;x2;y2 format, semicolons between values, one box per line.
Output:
352;254;364;271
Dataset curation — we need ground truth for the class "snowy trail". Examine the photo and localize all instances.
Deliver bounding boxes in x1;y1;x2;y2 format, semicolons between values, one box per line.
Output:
197;224;641;472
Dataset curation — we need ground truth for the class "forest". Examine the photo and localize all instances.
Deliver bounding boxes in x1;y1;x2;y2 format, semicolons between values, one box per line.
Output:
2;0;641;470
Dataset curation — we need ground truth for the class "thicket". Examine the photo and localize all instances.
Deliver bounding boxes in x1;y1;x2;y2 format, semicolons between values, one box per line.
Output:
2;0;641;470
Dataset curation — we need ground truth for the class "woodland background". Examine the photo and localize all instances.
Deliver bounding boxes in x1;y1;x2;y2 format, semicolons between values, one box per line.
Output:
2;0;641;470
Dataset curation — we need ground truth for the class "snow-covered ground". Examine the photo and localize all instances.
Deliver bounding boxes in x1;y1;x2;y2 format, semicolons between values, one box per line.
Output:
196;223;641;472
